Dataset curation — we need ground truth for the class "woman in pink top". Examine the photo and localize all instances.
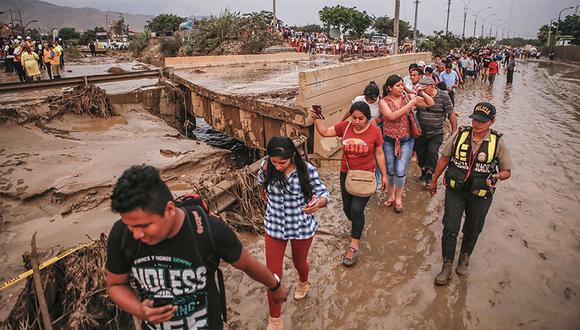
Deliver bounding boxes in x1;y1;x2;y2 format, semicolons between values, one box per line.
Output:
380;75;434;212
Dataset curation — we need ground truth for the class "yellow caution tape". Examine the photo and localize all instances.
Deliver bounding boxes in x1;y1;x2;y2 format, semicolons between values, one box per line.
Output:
0;241;96;292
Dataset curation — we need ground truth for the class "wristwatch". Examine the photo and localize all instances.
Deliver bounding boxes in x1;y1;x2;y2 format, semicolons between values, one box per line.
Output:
269;273;281;292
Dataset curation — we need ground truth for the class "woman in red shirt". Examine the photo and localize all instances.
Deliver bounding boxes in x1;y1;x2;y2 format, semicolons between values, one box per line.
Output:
380;75;434;212
312;101;387;266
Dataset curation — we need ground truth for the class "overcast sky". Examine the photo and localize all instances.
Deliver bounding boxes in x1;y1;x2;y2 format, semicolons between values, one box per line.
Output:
46;0;579;38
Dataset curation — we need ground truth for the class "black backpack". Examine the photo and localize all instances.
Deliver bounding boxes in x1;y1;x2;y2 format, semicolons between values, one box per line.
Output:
120;193;228;322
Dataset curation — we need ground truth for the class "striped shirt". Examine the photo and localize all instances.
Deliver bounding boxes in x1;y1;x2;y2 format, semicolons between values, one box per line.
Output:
258;160;330;240
416;89;454;137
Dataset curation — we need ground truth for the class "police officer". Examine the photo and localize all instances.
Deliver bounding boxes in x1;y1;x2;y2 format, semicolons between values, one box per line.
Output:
428;102;512;285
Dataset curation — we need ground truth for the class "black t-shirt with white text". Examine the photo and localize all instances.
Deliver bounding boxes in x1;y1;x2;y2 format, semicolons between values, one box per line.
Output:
106;211;242;330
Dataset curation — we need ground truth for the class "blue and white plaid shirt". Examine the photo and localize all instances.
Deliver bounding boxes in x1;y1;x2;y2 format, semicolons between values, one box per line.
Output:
258;160;330;240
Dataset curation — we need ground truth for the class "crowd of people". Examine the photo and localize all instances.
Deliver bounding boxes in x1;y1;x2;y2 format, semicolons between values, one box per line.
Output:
281;27;391;56
102;48;516;329
1;34;65;82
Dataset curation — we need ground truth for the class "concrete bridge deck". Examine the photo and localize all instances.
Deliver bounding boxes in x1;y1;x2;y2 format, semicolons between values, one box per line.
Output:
168;52;432;157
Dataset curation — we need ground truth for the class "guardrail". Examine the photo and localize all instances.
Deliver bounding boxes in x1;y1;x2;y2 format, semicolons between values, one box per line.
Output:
0;69;163;93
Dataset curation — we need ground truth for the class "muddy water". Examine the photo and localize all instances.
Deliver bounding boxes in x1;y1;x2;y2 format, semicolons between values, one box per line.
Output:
223;60;580;329
192;117;260;167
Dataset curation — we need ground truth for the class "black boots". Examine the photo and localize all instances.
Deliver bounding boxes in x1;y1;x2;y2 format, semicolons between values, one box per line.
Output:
456;253;470;275
434;260;453;285
435;254;471;285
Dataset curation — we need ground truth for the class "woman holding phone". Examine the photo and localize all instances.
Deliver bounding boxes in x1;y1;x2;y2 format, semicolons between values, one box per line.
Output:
311;101;387;267
258;136;330;330
380;75;434;213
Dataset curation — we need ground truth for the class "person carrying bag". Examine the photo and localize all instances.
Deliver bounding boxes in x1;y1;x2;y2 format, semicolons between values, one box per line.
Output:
311;101;387;267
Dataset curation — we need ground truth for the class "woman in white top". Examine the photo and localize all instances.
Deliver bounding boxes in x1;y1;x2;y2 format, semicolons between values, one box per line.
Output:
341;81;381;125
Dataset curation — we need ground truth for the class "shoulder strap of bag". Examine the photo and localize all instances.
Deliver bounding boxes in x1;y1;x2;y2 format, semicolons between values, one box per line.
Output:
183;206;228;323
341;121;353;171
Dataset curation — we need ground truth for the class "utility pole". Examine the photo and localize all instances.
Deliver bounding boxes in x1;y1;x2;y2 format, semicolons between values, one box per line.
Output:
445;0;451;35
9;9;14;27
462;0;473;39
489;27;492;38
272;0;277;30
507;0;513;38
473;16;477;38
394;0;400;54
481;21;484;37
413;0;419;52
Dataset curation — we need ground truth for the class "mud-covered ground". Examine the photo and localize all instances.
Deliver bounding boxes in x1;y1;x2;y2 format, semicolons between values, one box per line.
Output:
221;59;580;330
0;102;231;319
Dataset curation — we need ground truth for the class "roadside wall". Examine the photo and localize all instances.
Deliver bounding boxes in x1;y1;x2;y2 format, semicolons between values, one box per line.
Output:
541;45;580;62
295;52;432;157
165;53;310;69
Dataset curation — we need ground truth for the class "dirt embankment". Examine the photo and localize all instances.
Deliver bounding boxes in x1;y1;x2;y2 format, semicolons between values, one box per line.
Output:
0;93;232;321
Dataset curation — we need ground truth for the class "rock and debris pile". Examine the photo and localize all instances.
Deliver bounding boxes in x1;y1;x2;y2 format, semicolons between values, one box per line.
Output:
44;84;113;122
2;235;134;330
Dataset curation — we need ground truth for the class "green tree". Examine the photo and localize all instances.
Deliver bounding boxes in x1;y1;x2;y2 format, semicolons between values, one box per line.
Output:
555;15;580;45
318;5;352;34
79;27;106;45
348;9;374;38
146;13;186;33
58;27;81;40
372;16;414;41
319;6;374;38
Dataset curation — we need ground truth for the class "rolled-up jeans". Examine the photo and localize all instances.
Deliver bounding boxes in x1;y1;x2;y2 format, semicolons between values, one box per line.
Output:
383;136;414;188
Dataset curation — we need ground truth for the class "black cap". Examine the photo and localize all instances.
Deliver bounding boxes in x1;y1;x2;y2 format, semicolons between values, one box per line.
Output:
469;102;496;122
364;82;380;99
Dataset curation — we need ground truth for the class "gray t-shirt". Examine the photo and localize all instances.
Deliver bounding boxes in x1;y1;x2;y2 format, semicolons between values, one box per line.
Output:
416;89;454;137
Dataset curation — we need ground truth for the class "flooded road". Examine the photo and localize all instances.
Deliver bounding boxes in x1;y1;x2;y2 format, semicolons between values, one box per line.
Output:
223;59;580;329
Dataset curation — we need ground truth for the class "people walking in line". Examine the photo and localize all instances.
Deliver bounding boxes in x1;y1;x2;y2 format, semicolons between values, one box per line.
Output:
258;136;330;330
105;165;289;330
414;76;457;188
428;102;512;285
311;101;388;266
379;75;434;213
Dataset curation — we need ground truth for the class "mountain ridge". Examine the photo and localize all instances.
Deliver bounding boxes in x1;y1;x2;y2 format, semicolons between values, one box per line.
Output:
1;0;153;33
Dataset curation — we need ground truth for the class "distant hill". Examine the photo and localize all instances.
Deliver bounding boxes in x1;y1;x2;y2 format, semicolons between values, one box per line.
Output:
1;0;153;32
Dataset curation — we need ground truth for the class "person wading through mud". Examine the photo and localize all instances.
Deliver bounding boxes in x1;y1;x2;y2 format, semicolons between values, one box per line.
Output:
341;81;382;189
428;102;512;285
414;76;456;188
258;136;330;330
311;101;388;266
380;75;434;212
105;165;289;329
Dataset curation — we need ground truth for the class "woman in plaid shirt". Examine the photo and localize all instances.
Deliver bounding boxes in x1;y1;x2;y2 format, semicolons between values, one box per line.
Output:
258;136;330;330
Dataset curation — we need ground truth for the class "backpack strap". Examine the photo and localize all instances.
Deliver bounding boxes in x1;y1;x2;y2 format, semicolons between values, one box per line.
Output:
183;206;228;323
121;222;141;267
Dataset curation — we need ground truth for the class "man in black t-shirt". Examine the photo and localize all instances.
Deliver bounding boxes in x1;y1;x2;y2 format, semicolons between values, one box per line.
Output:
106;165;288;330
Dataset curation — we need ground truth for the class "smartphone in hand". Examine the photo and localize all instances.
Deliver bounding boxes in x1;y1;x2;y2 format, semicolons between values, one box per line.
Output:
153;297;174;308
312;105;324;120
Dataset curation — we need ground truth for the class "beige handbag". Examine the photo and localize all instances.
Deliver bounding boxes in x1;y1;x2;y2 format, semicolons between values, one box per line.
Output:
342;121;376;197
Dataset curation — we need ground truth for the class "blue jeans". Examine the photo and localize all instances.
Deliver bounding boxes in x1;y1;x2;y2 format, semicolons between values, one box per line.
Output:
383;136;414;188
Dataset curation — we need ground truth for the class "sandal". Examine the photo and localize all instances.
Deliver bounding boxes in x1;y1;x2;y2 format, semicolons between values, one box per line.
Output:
394;202;403;213
342;247;359;267
384;199;395;207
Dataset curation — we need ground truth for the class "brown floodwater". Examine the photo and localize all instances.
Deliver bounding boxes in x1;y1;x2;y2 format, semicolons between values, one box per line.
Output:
222;59;580;329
